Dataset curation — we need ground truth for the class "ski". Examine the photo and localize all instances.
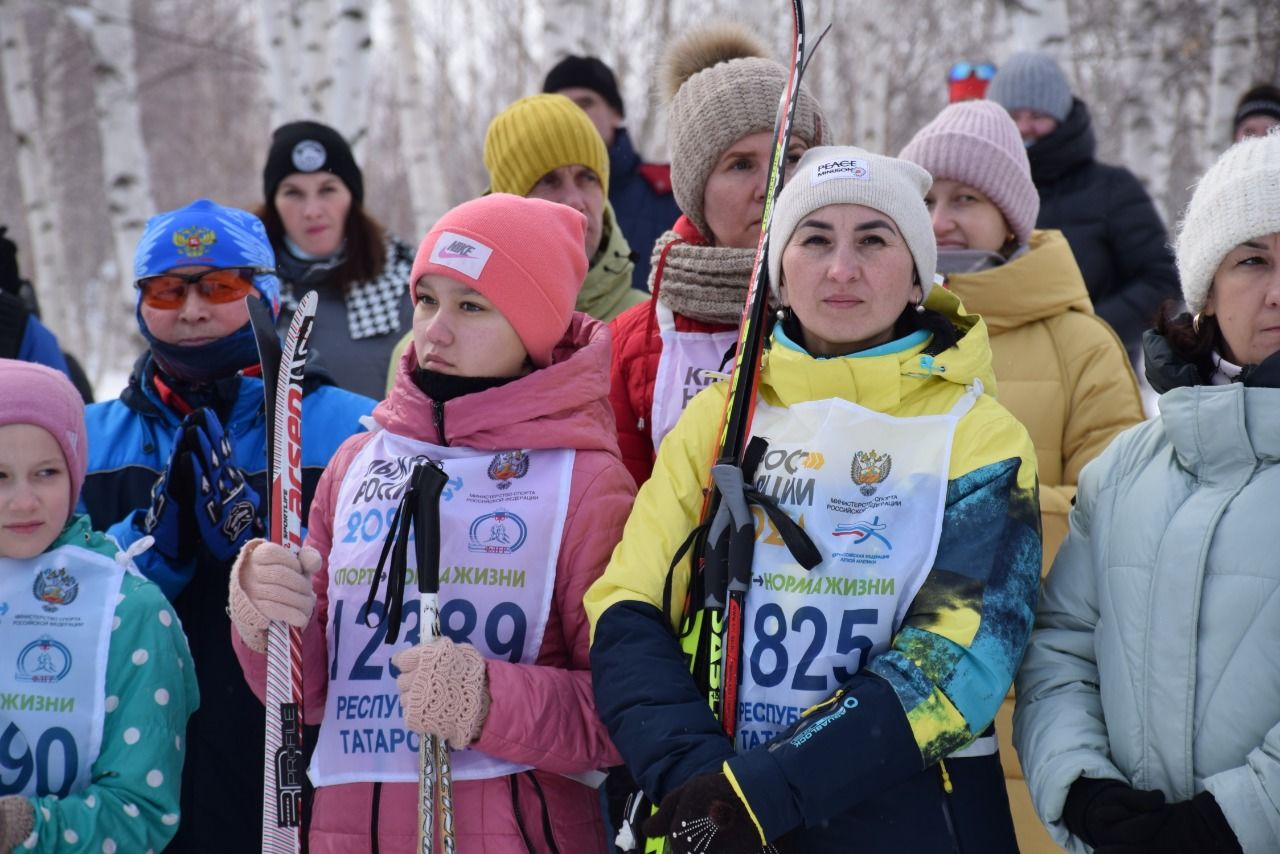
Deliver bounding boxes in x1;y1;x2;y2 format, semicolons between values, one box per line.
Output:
249;291;317;854
697;0;810;740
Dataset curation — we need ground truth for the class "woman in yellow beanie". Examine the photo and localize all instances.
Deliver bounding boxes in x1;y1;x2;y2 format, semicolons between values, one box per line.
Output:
386;93;644;392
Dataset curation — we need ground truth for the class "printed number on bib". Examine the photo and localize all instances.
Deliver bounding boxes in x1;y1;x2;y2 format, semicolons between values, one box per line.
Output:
0;722;77;798
330;597;529;682
748;605;877;692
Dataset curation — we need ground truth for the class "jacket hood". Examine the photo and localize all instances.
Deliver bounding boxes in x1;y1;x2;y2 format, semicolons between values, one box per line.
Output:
1027;98;1096;184
943;230;1093;335
377;311;621;454
1144;328;1280;394
760;286;999;410
578;203;644;322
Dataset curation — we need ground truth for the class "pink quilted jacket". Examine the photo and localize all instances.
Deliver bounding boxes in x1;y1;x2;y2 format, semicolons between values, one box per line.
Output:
234;313;633;852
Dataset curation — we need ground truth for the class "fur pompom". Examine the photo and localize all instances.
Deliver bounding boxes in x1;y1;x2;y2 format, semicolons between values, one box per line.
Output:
660;22;770;100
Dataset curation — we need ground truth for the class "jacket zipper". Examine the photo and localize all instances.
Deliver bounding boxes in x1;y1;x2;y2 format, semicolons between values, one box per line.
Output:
432;400;448;446
938;760;961;853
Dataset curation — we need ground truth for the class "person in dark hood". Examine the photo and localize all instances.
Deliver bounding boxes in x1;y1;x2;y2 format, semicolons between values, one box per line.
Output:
987;51;1179;359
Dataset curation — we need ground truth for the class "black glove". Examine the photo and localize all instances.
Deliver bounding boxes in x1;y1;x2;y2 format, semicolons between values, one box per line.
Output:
1137;791;1242;854
1062;778;1167;847
142;423;199;562
643;772;768;854
184;409;262;562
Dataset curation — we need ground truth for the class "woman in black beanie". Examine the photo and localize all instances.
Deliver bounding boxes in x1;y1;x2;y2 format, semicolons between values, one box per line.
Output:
259;120;414;398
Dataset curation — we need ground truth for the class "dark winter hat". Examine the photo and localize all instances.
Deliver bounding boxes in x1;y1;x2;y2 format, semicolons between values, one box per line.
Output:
1234;83;1280;132
987;51;1073;123
263;120;364;204
543;55;625;117
0;226;19;296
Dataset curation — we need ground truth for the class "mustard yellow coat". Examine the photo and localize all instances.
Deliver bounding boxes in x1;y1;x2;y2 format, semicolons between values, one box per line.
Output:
947;230;1144;854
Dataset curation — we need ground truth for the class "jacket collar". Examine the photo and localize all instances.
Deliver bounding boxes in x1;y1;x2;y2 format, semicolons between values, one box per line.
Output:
1027;98;1096;184
760;287;998;412
377;313;620;455
943;230;1093;334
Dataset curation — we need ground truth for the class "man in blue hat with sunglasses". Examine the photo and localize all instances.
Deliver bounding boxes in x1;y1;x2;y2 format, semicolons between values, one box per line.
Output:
78;198;374;853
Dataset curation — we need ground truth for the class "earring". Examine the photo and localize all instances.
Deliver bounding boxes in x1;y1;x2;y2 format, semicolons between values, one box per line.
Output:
1192;313;1202;334
915;301;926;314
776;308;786;321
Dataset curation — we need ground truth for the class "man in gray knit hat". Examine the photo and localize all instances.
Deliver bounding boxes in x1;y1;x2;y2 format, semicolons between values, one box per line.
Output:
987;51;1178;361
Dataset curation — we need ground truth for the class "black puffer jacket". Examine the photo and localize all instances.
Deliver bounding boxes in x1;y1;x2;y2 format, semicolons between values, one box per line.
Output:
1029;99;1179;354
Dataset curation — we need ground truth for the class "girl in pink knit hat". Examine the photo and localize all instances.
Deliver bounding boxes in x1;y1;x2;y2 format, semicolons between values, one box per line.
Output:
0;359;197;852
899;101;1145;854
228;194;635;852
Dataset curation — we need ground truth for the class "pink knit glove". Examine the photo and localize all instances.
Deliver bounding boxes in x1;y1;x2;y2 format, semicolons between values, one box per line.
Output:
0;795;34;851
392;637;490;748
228;538;321;653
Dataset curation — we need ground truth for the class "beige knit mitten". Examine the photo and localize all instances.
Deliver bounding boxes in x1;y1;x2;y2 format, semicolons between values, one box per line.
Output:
0;795;34;851
393;638;490;748
228;538;321;653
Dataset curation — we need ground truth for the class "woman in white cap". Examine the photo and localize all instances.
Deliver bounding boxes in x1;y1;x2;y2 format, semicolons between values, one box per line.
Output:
608;22;824;489
1014;132;1280;854
588;146;1041;853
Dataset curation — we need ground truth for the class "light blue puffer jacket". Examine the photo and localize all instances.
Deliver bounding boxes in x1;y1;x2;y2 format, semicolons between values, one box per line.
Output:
1014;382;1280;853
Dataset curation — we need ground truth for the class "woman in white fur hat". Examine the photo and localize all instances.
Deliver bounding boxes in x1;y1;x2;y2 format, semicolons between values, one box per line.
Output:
1014;131;1280;854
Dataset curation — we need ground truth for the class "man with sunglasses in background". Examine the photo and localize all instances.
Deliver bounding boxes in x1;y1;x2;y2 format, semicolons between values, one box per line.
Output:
78;199;374;853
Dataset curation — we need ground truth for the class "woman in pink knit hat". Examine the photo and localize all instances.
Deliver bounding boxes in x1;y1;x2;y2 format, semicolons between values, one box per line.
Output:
228;194;635;852
899;99;1145;854
0;359;197;853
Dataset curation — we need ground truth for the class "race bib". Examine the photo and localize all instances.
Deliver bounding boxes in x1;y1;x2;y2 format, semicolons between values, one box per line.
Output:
736;394;972;751
0;546;123;797
310;431;572;785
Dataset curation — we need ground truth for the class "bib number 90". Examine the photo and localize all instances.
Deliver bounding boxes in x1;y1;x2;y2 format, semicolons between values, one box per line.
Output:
0;722;77;798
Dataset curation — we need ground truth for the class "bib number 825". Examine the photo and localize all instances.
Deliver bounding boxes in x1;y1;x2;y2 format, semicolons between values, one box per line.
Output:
748;605;877;692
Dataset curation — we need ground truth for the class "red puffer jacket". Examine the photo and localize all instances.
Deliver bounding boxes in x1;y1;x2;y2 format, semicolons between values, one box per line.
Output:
608;216;738;487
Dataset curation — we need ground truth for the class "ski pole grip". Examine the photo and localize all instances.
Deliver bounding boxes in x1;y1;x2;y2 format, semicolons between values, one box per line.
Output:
711;464;755;593
414;462;450;596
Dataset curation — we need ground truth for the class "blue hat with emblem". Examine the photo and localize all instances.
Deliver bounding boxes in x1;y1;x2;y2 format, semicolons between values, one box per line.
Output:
133;198;280;318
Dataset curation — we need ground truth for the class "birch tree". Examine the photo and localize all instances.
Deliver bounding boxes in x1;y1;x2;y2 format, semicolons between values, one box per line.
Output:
324;1;372;152
389;0;447;235
1206;0;1258;151
1004;0;1071;53
0;0;68;335
255;0;303;127
67;0;157;305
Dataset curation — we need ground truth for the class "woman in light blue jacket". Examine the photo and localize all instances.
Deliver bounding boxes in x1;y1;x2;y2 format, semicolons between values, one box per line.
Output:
1013;131;1280;854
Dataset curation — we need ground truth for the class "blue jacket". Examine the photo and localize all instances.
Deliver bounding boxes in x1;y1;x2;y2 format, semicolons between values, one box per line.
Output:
78;352;373;853
17;314;70;374
609;128;681;291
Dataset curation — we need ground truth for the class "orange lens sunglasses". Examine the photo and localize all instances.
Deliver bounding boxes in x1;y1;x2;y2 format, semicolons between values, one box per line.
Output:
135;267;271;310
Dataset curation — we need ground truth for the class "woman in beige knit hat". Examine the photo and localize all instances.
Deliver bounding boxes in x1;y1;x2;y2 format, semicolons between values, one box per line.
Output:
900;98;1145;854
607;21;824;490
589;146;1040;853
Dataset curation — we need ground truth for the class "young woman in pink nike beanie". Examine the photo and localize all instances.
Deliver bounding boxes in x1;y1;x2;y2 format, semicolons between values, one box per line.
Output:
229;194;635;852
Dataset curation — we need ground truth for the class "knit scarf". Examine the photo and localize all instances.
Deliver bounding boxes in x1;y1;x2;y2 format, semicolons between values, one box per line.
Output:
277;233;412;340
649;221;757;326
